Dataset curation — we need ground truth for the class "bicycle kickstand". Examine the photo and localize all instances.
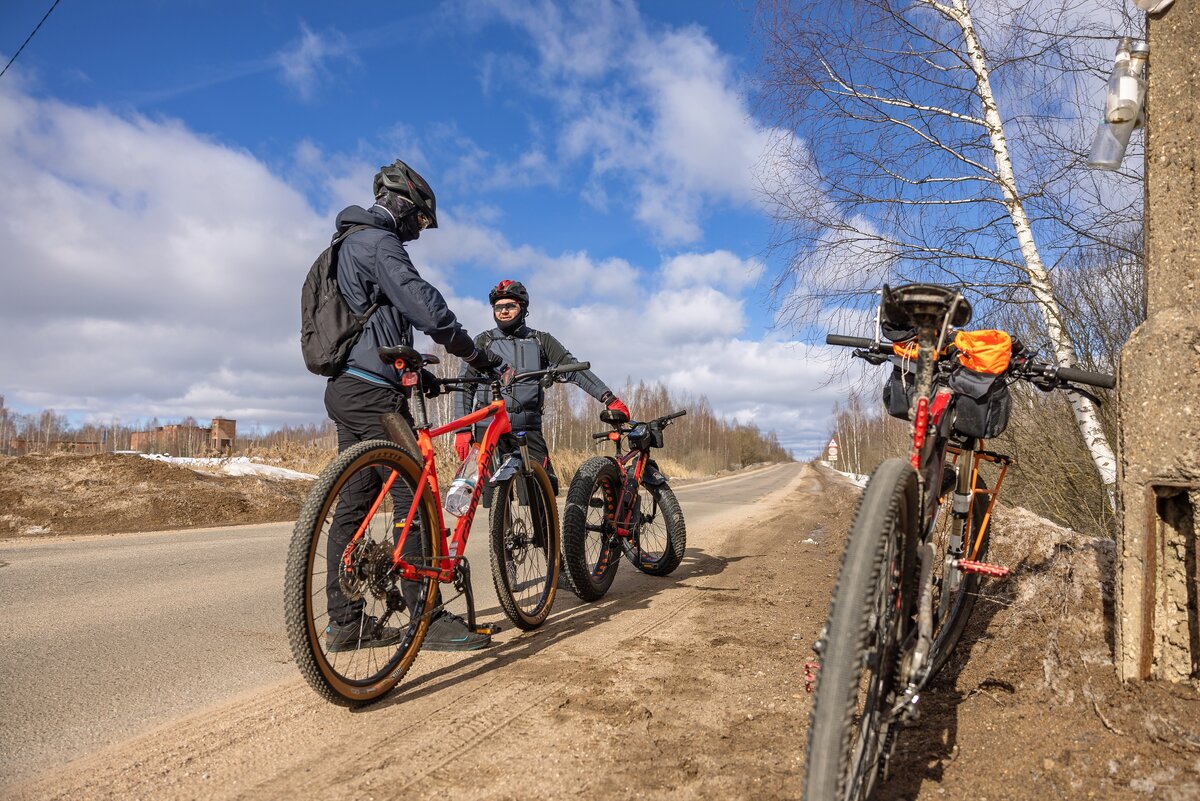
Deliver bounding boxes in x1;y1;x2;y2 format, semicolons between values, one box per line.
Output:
453;558;503;637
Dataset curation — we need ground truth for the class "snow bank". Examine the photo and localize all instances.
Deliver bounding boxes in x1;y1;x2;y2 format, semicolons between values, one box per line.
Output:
138;454;316;480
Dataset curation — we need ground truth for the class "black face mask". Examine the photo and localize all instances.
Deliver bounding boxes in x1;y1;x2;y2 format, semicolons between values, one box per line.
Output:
375;190;422;242
495;306;527;333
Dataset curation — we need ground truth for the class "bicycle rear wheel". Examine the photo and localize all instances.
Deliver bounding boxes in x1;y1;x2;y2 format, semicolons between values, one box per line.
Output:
561;456;622;601
629;482;686;577
804;458;920;801
283;439;439;707
488;462;560;630
925;471;989;679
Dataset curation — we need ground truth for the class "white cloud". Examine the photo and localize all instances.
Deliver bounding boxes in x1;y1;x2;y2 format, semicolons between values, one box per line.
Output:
275;23;355;102
467;0;786;246
0;71;849;458
662;250;762;292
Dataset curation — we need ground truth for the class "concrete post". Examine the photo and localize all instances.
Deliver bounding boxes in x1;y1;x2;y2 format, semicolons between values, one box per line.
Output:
1115;5;1200;681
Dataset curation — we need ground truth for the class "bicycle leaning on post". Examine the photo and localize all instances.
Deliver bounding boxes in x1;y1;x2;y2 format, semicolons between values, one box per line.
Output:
284;344;590;706
560;408;688;601
805;283;1115;801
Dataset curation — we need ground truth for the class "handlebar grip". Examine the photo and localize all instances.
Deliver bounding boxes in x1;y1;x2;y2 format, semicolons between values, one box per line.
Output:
1056;366;1116;389
665;410;687;420
557;361;590;373
592;431;610;439
826;334;878;349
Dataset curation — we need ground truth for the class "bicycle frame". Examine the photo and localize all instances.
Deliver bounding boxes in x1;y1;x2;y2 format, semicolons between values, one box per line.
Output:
601;432;653;537
341;387;522;587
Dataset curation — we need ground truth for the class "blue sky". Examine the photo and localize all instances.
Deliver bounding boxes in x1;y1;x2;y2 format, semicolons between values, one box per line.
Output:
0;0;856;457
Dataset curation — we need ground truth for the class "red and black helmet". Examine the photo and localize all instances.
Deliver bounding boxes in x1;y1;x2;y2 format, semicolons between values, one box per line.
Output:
489;279;529;307
373;159;438;228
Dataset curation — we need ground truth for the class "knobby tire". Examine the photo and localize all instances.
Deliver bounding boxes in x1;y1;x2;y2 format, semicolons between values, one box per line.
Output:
804;458;920;801
629;482;686;577
488;461;560;630
283;439;438;707
561;456;622;601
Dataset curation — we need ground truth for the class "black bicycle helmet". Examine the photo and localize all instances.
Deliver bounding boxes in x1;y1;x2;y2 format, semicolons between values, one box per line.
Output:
373;159;438;228
489;279;530;307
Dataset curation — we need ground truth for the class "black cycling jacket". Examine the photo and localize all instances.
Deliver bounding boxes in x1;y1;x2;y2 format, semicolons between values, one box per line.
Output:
454;325;610;433
332;205;476;385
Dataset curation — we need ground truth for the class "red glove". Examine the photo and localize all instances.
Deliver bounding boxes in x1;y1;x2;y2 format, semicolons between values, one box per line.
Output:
454;431;473;461
605;395;630;418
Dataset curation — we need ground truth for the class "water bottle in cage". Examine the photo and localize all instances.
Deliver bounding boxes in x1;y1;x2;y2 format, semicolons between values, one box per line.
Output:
444;445;480;517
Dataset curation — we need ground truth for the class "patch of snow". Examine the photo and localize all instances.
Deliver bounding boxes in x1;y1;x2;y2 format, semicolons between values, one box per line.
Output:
138;454;315;480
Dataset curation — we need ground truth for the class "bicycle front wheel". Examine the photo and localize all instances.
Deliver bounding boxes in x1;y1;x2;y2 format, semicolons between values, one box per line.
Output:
283;439;439;707
488;462;560;630
804;458;920;801
630;482;686;577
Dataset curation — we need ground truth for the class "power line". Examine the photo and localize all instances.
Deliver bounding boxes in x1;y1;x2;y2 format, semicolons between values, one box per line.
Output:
0;0;64;81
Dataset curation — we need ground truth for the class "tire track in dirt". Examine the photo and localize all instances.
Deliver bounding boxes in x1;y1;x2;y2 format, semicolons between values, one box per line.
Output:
4;462;854;801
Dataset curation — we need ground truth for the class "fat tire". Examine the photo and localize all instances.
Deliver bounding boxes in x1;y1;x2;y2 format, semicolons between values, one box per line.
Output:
283;439;438;707
561;456;623;601
488;461;560;630
630;483;686;577
803;458;920;801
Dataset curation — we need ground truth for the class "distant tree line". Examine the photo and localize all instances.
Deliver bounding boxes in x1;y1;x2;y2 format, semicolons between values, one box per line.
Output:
2;374;792;478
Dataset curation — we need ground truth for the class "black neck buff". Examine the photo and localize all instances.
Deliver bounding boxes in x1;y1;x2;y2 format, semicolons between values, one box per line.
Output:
495;307;527;334
375;190;422;242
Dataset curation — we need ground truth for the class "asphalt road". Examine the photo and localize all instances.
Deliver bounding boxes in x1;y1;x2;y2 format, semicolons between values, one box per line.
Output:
0;462;799;787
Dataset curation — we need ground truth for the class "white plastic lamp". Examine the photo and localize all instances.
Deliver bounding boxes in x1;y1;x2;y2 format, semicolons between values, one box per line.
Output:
1089;39;1149;170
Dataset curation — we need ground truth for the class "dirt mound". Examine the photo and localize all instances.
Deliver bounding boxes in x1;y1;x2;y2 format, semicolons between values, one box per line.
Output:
0;454;311;538
879;503;1200;800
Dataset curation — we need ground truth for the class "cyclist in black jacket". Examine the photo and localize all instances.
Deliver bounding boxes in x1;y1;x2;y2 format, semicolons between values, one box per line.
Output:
452;280;629;495
322;159;502;653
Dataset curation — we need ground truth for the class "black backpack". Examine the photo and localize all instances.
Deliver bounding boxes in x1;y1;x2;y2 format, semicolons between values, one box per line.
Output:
300;224;385;376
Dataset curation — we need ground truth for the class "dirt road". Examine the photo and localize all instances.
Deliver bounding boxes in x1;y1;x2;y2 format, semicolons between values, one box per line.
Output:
3;462;845;800
6;460;1200;800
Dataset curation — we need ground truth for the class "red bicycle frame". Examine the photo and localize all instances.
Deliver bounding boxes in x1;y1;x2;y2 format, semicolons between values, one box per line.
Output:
602;430;651;537
342;395;515;586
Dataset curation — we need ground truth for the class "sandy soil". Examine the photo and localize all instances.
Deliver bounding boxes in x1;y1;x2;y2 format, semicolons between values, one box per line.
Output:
0;454;311;537
2;458;1198;800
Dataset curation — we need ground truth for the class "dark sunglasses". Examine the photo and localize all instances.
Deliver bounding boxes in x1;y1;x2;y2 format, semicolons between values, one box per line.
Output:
493;302;521;313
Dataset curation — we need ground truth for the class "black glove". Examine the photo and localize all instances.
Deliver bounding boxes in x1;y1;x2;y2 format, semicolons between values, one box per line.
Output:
419;368;443;398
466;346;503;374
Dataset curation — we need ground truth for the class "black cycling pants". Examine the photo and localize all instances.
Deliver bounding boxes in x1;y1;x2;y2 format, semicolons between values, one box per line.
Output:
323;375;428;625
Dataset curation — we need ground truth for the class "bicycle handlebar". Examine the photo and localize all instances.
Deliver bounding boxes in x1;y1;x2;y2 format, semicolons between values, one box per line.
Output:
827;331;1116;390
1016;361;1116;390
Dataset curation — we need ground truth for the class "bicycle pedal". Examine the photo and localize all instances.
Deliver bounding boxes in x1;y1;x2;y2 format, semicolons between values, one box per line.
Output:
956;559;1011;578
473;623;501;636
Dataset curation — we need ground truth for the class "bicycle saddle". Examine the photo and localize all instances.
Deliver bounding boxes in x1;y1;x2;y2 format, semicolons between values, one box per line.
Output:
881;283;972;332
377;345;440;370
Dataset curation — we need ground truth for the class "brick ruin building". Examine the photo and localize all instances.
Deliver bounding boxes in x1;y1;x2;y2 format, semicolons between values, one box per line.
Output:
1115;5;1200;682
129;417;237;457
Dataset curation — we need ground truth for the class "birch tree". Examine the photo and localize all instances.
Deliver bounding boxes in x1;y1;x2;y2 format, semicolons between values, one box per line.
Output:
756;0;1142;489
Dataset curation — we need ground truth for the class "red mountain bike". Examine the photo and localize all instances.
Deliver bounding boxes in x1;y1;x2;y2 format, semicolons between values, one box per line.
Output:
284;345;589;706
805;284;1115;801
560;409;688;601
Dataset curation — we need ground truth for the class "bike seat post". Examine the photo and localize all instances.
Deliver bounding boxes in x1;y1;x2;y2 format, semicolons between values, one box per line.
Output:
410;382;430;430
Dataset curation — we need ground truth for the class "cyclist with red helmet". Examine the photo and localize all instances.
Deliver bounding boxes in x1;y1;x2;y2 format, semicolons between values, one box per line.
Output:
453;280;629;494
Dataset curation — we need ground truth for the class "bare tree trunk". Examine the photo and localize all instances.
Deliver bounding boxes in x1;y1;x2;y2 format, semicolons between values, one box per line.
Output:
933;0;1117;487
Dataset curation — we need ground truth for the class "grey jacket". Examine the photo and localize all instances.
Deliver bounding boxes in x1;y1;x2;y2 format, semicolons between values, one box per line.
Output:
333;205;477;386
454;325;610;433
